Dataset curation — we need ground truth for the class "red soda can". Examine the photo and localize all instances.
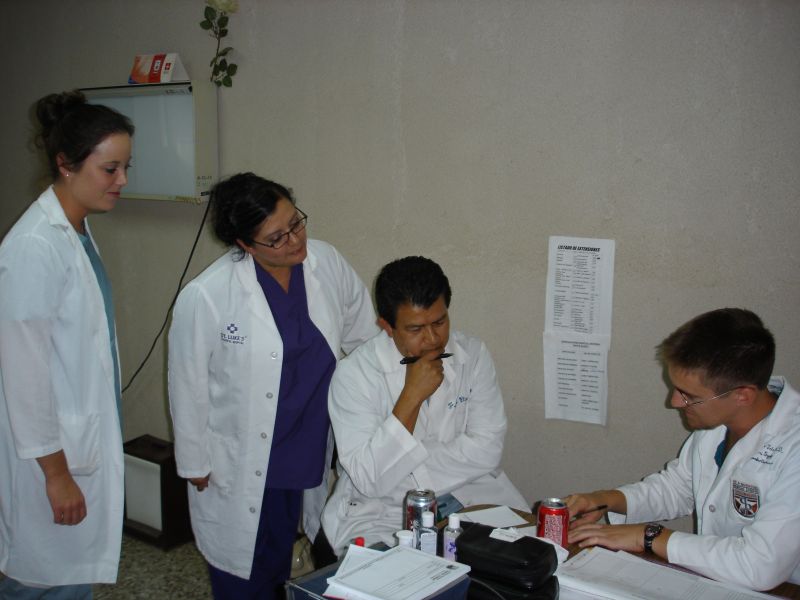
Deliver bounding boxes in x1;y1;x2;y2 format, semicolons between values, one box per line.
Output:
537;498;569;547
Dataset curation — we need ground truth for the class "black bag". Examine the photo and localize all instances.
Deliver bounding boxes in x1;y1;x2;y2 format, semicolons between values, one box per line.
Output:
455;522;558;596
467;575;559;600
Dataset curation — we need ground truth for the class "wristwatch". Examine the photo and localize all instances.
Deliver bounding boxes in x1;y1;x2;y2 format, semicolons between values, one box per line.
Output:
643;522;664;554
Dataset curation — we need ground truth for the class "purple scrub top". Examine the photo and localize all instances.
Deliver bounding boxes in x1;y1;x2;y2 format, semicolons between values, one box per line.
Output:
254;261;336;489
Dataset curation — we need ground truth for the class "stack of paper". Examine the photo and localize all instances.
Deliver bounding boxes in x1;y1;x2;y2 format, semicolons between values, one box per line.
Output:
325;545;470;600
556;547;775;600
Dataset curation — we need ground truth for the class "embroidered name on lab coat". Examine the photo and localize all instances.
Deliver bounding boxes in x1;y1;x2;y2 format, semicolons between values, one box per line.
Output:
220;322;247;345
448;394;469;410
752;443;783;465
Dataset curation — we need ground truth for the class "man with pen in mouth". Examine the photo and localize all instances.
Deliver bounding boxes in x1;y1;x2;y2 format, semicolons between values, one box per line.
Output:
315;256;528;561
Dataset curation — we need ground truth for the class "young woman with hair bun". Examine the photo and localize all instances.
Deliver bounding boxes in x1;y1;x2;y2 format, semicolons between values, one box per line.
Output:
0;90;133;598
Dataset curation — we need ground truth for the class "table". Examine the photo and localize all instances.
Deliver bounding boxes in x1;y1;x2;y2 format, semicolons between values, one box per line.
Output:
460;505;800;599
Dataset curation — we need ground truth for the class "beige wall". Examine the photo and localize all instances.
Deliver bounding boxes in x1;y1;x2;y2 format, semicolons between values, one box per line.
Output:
2;0;799;509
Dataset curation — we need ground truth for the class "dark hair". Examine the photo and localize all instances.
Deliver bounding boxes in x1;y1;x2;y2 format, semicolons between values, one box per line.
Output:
656;308;775;391
35;90;134;180
375;256;452;327
210;172;295;258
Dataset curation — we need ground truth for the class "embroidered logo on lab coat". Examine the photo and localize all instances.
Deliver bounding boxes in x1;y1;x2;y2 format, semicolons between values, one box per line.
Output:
731;480;760;518
220;322;247;345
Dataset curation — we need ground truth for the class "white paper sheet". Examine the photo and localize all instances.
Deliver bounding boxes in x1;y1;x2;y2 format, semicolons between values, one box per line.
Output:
456;505;528;528
556;547;776;600
325;546;470;600
544;236;615;425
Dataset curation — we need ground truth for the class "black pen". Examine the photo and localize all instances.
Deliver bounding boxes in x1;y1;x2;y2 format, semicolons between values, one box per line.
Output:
399;352;453;365
570;504;609;522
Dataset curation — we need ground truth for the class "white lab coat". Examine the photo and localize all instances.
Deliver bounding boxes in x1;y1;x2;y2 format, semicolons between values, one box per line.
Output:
0;186;124;586
168;239;377;579
609;377;800;591
322;329;529;554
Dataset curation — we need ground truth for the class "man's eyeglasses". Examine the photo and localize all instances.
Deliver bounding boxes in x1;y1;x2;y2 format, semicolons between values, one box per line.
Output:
676;387;738;407
251;209;308;250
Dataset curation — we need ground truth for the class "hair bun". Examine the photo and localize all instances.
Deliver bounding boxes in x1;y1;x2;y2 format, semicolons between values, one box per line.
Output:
35;90;87;134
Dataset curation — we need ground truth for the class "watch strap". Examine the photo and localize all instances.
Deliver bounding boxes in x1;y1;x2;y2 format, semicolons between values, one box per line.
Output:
643;523;664;554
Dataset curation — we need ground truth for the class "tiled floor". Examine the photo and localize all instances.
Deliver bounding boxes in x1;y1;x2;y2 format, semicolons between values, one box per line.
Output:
92;533;316;599
94;535;211;599
0;534;317;598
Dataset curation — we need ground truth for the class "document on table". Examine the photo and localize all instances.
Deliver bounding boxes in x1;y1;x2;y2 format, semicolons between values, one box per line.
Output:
543;236;615;425
325;545;470;600
457;505;528;528
556;547;776;600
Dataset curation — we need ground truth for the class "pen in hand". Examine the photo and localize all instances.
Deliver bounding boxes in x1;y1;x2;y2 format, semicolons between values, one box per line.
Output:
399;352;453;365
570;504;609;522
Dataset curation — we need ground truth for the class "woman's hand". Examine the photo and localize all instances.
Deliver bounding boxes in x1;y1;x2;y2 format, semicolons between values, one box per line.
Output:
189;474;211;491
45;471;87;525
36;450;87;525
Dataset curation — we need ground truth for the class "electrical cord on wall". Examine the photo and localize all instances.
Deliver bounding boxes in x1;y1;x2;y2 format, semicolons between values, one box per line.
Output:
121;199;211;394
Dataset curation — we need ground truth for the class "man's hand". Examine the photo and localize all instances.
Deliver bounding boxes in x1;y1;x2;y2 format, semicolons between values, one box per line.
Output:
189;474;211;491
392;349;446;432
403;349;445;400
569;522;647;552
569;522;673;559
564;489;625;529
36;450;87;525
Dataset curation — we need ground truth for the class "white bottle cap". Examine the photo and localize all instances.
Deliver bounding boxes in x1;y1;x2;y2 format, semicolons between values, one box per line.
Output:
396;529;414;547
422;511;434;527
448;514;460;528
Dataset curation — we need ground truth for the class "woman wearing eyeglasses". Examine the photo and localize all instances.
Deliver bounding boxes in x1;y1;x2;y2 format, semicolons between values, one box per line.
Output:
168;172;378;600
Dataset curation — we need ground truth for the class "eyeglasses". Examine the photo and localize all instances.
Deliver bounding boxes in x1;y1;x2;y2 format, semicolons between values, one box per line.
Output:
251;209;308;250
676;387;738;407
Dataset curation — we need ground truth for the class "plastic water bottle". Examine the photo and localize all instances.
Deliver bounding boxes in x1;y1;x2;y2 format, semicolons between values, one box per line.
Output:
442;514;462;561
418;511;437;555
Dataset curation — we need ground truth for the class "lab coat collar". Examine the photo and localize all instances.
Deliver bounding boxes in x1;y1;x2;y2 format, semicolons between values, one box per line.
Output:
37;185;101;250
38;185;71;229
39;184;92;238
231;240;321;296
762;376;795;436
716;376;796;472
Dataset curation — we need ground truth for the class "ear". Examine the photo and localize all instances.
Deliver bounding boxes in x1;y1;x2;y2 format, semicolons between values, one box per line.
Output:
378;317;394;337
56;153;71;178
735;385;759;407
235;239;253;255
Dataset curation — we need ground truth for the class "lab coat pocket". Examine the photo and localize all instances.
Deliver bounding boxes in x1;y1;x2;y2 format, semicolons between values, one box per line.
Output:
208;431;235;492
60;413;101;476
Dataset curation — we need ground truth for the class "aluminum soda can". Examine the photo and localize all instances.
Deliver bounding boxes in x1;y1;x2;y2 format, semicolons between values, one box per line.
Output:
403;489;437;548
537;497;569;547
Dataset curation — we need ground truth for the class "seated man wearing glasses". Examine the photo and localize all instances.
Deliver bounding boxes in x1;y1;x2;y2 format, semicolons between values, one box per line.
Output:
316;256;528;560
566;308;800;591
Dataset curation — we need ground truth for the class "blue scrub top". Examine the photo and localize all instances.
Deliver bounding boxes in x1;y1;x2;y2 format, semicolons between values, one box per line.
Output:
255;261;336;489
78;230;121;426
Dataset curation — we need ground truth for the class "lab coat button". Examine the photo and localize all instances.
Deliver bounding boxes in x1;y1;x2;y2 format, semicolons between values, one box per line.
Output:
250;507;256;513
256;470;262;476
271;352;278;359
709;505;716;512
261;432;268;439
266;392;274;399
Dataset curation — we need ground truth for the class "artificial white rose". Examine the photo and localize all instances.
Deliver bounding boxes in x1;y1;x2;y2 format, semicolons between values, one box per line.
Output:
207;0;239;14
